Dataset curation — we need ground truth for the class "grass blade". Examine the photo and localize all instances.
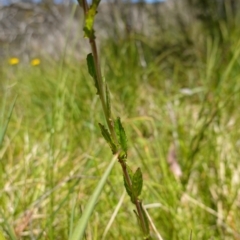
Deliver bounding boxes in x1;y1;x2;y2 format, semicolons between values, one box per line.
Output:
69;154;117;240
0;95;17;148
0;208;17;240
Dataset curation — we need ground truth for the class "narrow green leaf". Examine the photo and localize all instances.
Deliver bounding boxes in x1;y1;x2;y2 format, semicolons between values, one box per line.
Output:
105;84;111;119
86;53;99;95
114;117;127;157
0;95;17;148
123;165;133;198
69;155;117;240
98;123;117;154
132;168;143;199
86;53;95;78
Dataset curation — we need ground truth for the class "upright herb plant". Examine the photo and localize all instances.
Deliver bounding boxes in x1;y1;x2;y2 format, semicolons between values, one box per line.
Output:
77;0;151;238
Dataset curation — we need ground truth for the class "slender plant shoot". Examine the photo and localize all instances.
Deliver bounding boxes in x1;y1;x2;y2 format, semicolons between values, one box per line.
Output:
77;0;151;238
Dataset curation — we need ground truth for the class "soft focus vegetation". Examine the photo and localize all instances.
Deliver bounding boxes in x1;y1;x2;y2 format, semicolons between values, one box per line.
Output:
1;1;240;239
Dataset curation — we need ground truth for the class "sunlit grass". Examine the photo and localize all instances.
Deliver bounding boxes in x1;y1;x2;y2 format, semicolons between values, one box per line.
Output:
1;18;240;240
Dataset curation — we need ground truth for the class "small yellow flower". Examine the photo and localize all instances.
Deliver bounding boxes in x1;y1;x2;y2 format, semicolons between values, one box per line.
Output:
31;58;41;66
9;57;19;65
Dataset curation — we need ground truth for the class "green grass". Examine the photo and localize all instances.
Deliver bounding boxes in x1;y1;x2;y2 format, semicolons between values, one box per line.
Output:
1;11;240;239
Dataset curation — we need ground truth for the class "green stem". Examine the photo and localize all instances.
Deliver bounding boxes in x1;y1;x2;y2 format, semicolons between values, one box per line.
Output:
89;39;117;141
79;0;150;238
79;0;117;141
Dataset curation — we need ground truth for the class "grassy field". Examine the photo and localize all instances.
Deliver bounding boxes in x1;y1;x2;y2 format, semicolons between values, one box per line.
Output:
1;5;240;239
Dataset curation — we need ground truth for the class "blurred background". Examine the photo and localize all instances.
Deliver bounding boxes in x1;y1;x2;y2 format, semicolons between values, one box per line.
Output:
1;0;239;62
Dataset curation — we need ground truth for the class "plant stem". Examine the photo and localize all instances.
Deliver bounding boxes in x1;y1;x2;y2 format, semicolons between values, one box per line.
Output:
78;0;150;238
78;0;117;141
89;39;117;141
136;200;148;237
